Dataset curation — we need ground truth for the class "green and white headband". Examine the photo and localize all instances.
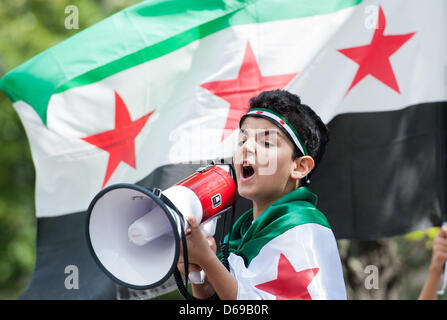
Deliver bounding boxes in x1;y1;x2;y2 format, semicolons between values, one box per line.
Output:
240;108;308;156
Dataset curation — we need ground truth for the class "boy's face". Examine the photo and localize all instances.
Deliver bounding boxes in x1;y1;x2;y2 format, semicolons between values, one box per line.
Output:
233;116;298;203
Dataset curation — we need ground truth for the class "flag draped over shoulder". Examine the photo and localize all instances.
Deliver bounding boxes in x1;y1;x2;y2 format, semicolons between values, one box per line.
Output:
224;187;346;300
0;0;445;299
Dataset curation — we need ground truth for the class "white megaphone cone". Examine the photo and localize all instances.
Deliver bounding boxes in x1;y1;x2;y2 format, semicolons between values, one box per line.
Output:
86;164;236;290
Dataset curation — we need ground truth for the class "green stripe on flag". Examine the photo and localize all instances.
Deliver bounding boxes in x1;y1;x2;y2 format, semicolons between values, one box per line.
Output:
0;0;362;125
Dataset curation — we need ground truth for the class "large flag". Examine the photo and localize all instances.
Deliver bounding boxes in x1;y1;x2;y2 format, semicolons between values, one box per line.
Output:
0;0;445;299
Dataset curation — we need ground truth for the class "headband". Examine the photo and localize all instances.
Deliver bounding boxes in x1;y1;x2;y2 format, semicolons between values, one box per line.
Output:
239;108;308;156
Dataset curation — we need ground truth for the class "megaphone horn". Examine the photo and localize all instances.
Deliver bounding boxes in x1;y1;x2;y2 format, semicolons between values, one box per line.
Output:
86;164;237;290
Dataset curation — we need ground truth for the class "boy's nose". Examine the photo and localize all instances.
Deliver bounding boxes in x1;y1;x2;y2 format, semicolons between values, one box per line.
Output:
242;137;256;157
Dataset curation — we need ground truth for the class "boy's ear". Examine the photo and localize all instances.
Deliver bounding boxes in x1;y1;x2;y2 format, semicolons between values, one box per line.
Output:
291;156;315;181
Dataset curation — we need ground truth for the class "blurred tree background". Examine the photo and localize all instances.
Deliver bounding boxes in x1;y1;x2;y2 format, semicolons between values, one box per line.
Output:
0;0;142;299
0;0;444;300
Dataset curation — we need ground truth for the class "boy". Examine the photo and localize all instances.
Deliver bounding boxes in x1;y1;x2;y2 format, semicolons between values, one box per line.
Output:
178;90;346;300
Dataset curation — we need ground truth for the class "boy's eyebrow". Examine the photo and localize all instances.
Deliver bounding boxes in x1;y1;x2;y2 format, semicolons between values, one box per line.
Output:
239;128;284;138
257;129;282;139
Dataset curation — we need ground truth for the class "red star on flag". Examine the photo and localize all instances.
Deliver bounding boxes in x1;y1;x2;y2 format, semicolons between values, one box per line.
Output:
337;5;415;96
255;253;319;300
82;91;155;188
200;42;297;141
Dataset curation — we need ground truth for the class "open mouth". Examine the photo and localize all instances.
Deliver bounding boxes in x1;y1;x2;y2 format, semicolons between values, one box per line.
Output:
241;164;255;179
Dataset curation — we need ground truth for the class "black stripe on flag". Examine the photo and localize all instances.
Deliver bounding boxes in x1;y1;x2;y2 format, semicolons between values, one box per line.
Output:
20;212;116;299
311;101;446;239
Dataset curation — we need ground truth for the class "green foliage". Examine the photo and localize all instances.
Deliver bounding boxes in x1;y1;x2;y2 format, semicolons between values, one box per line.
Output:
0;0;141;299
404;227;440;249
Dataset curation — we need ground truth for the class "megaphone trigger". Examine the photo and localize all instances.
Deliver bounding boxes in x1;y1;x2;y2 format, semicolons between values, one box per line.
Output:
189;270;206;284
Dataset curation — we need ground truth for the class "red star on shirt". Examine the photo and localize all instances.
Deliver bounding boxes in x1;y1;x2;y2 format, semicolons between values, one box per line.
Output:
82;91;155;188
200;42;297;141
337;5;415;96
255;253;319;300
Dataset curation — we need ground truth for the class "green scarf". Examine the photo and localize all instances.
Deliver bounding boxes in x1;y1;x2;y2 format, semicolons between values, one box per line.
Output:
219;187;330;267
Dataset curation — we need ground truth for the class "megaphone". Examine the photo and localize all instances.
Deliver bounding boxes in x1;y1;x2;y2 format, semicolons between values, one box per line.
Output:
86;163;237;291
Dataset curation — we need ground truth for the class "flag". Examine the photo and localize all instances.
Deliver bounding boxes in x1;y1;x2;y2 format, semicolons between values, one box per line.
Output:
226;187;346;300
0;0;445;299
300;1;447;238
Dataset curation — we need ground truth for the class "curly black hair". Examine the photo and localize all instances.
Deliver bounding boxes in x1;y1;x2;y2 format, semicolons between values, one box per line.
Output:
245;89;329;185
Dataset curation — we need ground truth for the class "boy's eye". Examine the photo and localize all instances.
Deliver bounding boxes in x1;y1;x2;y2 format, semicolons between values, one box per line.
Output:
262;140;272;147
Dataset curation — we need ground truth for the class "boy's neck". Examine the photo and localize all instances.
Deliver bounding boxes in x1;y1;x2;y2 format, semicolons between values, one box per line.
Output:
251;182;300;220
252;201;273;220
